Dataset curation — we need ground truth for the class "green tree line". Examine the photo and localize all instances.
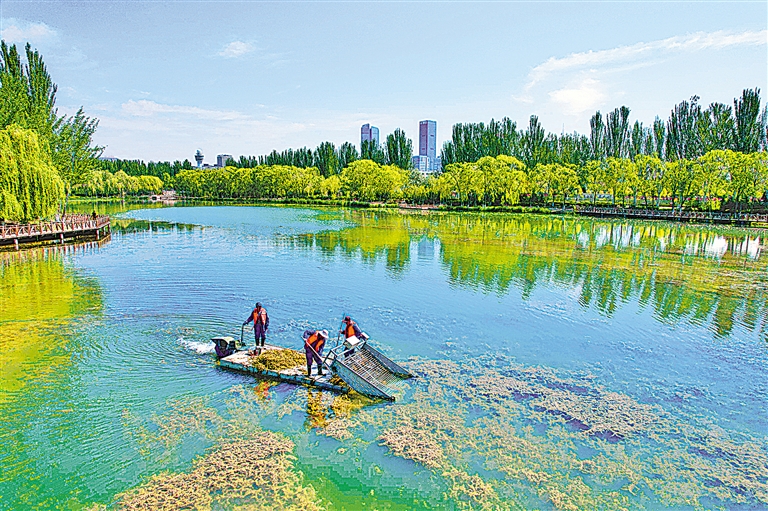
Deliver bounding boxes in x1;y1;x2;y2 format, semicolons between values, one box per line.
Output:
168;150;767;212
441;90;766;170
73;170;163;197
3;38;766;218
99;158;194;180
223;128;413;176
174;160;409;201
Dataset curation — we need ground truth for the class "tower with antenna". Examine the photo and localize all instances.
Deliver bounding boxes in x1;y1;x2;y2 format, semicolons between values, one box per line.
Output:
194;149;204;168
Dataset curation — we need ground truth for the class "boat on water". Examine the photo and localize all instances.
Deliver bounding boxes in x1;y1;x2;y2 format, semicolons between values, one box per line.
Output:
213;329;413;401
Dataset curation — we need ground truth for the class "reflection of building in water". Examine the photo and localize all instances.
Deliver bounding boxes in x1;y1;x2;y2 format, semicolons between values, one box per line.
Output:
417;237;437;261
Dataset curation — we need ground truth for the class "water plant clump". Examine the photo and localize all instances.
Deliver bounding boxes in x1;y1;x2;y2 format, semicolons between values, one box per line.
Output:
358;356;768;510
111;355;766;511
116;430;323;511
247;348;305;371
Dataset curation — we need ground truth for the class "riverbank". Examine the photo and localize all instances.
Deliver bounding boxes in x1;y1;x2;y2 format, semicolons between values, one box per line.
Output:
71;195;768;229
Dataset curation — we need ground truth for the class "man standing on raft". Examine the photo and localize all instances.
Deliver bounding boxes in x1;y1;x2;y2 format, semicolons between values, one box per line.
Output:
243;302;269;351
303;329;328;376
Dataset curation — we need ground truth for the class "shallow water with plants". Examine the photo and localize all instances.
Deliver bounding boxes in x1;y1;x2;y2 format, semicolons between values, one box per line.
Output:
1;204;766;510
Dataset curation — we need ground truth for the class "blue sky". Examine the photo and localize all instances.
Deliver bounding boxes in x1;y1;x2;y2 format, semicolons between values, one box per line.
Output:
1;1;766;163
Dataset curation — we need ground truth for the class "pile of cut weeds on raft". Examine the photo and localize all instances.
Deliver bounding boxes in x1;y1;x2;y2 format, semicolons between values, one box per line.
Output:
248;348;305;371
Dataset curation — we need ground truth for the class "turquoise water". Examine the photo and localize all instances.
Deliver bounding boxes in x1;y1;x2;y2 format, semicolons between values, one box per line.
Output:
1;205;766;510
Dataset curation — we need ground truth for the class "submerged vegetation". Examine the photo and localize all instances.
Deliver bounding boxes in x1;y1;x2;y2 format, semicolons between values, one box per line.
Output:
115;431;323;511
106;354;768;510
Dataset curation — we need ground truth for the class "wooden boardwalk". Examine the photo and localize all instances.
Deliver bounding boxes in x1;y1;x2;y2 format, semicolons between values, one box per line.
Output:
0;215;111;249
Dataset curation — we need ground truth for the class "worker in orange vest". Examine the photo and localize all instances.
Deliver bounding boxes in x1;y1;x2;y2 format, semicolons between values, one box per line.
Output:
340;316;363;340
303;329;328;377
243;302;269;349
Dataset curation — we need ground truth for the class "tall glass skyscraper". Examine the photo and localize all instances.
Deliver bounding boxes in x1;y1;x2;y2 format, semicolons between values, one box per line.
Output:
361;123;380;147
419;120;437;159
413;120;440;173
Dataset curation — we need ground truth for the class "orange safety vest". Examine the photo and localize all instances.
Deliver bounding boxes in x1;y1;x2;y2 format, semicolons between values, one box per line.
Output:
305;332;325;352
252;308;268;325
344;322;356;339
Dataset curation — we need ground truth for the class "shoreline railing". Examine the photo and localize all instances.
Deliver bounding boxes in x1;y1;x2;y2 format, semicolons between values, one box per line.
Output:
0;215;111;243
572;206;768;225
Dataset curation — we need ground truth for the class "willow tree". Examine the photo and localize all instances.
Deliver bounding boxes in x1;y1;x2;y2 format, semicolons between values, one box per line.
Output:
0;41;102;193
0;125;64;221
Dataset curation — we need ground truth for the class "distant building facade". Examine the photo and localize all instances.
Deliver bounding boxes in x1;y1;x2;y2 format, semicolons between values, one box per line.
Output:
361;123;380;147
194;150;204;168
419;120;437;158
413;120;440;174
411;154;441;174
217;154;233;167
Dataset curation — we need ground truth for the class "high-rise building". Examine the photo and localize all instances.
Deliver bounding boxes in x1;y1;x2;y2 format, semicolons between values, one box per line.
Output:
419;120;437;159
194;149;204;168
361;123;380;147
217;154;233;167
413;120;439;173
411;154;441;174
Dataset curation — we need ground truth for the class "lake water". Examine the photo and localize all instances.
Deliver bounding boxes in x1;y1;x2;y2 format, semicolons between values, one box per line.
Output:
1;205;766;510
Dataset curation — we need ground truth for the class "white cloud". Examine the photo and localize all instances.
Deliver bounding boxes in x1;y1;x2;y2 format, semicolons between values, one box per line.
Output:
549;79;607;116
527;30;767;89
0;20;58;44
218;41;255;58
121;100;249;121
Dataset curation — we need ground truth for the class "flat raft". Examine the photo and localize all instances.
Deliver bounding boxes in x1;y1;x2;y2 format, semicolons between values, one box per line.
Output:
217;340;413;401
219;345;349;394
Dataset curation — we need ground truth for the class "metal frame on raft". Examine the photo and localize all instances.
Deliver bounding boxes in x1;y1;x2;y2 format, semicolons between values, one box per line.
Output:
324;338;414;401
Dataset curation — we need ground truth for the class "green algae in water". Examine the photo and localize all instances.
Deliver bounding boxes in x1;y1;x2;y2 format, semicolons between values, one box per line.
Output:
101;353;763;510
4;205;768;510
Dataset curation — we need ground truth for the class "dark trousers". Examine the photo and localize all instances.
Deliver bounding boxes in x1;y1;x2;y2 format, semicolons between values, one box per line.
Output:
254;323;266;346
305;345;323;375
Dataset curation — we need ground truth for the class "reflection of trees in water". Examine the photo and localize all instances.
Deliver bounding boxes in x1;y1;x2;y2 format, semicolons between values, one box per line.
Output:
109;218;200;235
298;210;768;338
0;247;103;490
295;211;416;275
434;215;767;338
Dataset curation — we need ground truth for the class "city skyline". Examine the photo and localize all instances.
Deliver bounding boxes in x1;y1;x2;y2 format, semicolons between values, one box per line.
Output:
1;2;765;161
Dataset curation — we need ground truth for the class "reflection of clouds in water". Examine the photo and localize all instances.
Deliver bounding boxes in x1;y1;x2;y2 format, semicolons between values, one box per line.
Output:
595;228;610;248
698;235;761;260
704;236;729;258
734;236;761;259
577;231;590;248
